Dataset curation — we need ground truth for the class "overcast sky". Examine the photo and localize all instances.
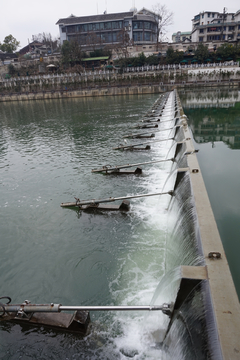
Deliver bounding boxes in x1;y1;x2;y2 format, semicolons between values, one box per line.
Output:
1;0;239;48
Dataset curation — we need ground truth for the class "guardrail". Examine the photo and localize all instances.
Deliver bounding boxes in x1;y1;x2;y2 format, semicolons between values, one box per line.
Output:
0;62;239;83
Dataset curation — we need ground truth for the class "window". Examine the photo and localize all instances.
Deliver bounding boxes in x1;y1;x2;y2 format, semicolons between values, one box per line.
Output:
133;31;143;41
199;36;203;42
212;13;215;17
88;24;92;31
112;32;117;42
238;25;240;30
100;22;104;30
144;22;151;29
92;23;100;30
144;32;151;41
104;22;111;30
207;35;220;40
208;13;210;17
112;21;122;29
101;33;107;42
229;26;235;31
61;27;66;33
67;25;75;33
200;29;204;33
107;32;112;42
132;21;143;29
202;14;204;18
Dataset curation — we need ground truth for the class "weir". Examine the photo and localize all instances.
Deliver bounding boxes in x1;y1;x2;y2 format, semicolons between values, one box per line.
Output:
1;89;240;358
58;89;240;357
163;90;240;359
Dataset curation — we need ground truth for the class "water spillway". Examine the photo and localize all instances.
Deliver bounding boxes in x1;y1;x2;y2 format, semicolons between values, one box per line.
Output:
163;90;240;359
0;90;240;358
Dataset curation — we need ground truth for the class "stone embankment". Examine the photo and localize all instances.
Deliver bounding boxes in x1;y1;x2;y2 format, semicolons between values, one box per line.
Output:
0;63;239;102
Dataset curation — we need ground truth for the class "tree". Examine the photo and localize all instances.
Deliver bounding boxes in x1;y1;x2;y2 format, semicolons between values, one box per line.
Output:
86;31;101;51
166;47;184;64
132;52;147;66
61;39;82;67
0;35;20;53
32;32;59;52
110;28;133;59
152;4;173;46
216;43;236;61
194;43;209;63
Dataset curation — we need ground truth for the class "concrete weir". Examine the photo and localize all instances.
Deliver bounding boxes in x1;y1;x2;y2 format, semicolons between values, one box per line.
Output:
174;89;240;359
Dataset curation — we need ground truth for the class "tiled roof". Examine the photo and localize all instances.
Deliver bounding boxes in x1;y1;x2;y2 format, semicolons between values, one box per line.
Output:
56;11;134;25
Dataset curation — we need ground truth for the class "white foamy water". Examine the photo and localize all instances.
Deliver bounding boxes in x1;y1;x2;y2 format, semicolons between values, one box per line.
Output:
100;92;181;359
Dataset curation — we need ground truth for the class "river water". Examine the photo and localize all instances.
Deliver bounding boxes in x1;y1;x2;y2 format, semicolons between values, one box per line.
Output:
0;88;239;359
0;94;178;359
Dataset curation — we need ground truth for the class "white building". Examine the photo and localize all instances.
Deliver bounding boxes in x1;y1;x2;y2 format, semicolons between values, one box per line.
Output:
191;9;240;43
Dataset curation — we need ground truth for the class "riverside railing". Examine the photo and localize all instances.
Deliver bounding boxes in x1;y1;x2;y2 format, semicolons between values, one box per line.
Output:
0;62;239;83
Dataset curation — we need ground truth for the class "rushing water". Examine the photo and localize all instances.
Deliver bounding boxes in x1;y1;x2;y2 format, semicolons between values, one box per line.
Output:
0;94;184;359
180;87;240;299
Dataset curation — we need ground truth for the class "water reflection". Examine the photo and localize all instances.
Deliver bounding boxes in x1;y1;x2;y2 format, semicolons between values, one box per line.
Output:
180;88;240;149
179;87;240;299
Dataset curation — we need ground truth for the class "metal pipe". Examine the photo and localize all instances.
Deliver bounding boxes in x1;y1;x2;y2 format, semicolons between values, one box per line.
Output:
2;303;171;313
123;125;181;138
91;158;174;173
59;305;167;311
3;303;61;313
113;138;174;150
62;191;173;207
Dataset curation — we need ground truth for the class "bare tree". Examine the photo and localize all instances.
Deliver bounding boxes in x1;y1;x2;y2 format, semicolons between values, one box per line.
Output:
113;28;133;59
32;32;59;52
86;31;101;51
152;4;173;47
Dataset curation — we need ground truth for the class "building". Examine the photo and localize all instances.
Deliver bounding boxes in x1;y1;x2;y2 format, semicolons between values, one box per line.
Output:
18;41;51;57
172;31;192;43
191;9;240;43
0;52;18;65
56;8;160;51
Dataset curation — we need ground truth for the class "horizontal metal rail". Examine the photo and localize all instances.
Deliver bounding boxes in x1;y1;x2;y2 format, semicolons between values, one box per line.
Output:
1;302;171;314
113;138;174;150
91;158;174;173
61;190;173;207
123;125;181;138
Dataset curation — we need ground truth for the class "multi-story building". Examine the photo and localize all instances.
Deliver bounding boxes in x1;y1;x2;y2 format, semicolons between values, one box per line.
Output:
191;9;240;43
172;31;192;42
56;8;160;51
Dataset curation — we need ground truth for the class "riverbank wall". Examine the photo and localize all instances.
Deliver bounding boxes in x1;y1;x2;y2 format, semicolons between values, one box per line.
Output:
0;81;239;102
1;64;239;102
